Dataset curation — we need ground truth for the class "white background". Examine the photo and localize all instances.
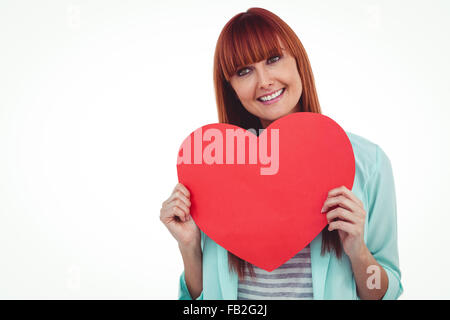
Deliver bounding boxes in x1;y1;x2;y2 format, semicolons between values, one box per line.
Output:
1;0;449;299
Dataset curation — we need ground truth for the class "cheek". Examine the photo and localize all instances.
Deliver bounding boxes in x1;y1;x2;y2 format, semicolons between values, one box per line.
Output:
283;61;302;94
290;74;302;96
235;84;255;103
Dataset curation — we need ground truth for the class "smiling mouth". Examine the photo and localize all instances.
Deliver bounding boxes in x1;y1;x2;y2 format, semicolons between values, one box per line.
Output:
257;88;285;103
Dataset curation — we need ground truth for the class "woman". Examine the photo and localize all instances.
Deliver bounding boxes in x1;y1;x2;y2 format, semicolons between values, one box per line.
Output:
160;8;403;300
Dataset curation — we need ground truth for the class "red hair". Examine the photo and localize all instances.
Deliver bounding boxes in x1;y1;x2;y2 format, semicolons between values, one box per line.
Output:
213;7;342;279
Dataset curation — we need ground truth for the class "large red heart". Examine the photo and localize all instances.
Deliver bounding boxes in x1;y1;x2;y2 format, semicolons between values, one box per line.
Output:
176;112;355;271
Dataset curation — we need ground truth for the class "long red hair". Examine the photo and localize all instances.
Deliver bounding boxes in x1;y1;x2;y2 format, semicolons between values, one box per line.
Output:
213;8;343;279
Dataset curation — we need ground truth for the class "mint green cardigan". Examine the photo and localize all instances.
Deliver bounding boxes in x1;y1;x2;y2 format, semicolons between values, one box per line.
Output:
178;132;403;300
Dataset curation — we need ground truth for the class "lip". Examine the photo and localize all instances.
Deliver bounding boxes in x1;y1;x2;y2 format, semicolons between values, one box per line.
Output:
257;88;285;105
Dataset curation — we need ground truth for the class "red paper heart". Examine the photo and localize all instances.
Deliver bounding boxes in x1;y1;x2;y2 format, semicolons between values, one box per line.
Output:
177;112;355;271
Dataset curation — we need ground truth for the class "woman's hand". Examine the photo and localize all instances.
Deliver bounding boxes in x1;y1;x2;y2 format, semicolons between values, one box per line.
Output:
160;183;200;250
321;186;367;260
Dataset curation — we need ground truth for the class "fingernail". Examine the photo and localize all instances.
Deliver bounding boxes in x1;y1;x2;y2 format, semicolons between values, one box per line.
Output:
321;207;325;213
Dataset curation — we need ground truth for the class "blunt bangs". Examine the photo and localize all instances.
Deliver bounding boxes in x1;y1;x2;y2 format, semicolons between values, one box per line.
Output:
219;14;287;81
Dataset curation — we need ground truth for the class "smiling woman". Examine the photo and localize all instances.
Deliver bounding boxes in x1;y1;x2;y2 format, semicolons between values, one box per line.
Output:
160;7;403;300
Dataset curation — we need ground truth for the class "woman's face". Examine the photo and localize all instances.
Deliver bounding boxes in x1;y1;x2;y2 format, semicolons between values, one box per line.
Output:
229;45;303;128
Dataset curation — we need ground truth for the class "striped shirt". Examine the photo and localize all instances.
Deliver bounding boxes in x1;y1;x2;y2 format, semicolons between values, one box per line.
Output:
237;244;313;300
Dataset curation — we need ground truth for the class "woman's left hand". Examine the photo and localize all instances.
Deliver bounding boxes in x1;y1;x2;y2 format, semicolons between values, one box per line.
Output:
321;186;367;260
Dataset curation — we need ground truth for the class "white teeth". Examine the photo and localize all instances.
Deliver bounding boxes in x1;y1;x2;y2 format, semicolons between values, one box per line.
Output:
259;89;283;101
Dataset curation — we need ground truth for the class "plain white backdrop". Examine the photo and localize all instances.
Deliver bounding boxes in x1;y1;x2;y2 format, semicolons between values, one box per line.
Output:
1;0;449;299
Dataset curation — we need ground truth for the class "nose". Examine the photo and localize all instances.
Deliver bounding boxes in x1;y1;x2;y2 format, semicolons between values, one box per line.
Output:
256;65;274;89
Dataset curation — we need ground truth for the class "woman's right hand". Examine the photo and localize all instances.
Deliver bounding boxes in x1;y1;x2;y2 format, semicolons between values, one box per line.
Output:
160;183;200;249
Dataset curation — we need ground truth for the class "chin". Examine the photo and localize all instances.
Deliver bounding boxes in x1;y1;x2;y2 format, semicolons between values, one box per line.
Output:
264;110;293;121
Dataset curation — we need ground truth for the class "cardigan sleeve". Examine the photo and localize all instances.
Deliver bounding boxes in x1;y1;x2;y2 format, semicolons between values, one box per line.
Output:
364;145;403;300
178;271;204;300
178;230;205;300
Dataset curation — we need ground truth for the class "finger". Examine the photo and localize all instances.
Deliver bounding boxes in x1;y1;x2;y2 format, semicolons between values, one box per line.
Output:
170;199;190;217
174;183;191;198
328;220;355;234
326;207;359;224
166;191;191;208
160;205;185;222
321;195;358;213
168;204;188;222
161;201;189;222
327;186;364;209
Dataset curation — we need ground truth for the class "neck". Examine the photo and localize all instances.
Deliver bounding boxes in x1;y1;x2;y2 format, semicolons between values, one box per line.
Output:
260;118;272;129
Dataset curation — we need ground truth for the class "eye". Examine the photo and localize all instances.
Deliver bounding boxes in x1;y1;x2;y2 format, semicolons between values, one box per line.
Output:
267;55;281;64
236;67;251;77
